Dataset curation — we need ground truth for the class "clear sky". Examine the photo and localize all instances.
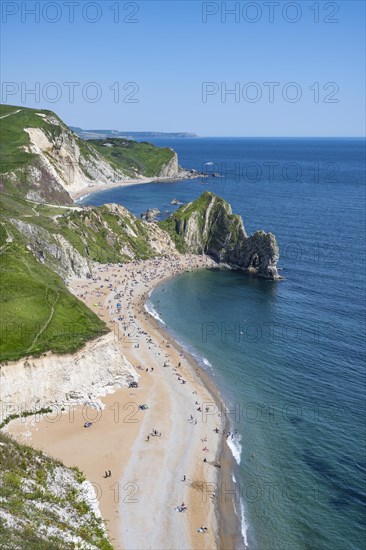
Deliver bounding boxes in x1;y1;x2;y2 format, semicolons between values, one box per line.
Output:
1;0;365;136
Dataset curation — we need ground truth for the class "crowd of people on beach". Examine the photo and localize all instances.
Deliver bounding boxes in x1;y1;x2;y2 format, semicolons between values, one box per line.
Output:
70;254;240;541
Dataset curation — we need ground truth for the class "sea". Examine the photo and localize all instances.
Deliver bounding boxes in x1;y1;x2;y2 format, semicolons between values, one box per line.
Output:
80;137;366;550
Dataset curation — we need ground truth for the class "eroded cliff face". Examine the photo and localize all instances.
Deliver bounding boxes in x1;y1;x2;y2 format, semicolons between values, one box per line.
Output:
1;106;189;205
160;191;280;280
242;231;280;280
0;333;138;424
10;218;94;280
157;152;179;178
24;119;127;201
0;432;112;548
8;202;178;280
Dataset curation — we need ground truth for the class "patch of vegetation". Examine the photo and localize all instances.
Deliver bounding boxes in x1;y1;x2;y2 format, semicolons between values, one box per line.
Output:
89;137;175;177
0;228;107;362
0;105;74;204
0;432;114;549
158;216;187;253
0;105;59;176
0;104;187;364
0;407;53;430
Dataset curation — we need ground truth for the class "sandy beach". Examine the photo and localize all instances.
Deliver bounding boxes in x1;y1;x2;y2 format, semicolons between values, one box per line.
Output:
71;172;205;201
7;254;241;549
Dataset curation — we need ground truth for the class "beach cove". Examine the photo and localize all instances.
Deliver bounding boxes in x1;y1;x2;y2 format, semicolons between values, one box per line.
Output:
71;171;206;203
7;255;243;550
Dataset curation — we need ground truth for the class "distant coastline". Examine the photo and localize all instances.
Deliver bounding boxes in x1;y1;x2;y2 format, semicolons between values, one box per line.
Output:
71;126;199;141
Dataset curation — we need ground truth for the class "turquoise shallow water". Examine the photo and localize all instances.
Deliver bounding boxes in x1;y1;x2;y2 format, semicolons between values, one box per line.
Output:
82;138;366;550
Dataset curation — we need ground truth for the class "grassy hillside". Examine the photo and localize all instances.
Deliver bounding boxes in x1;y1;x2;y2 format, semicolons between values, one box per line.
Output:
0;223;107;362
0;105;178;205
88;137;175;177
0;105;92;204
1;192;160;264
0;126;178;361
52;206;158;263
0;105;62;175
0;431;113;549
0;189;173;362
0;104;181;362
0;104;104;179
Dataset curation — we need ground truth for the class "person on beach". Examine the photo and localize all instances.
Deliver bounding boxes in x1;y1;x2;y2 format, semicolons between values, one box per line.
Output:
182;475;186;482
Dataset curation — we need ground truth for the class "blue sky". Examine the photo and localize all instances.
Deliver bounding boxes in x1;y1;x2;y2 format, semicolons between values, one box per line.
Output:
1;0;365;136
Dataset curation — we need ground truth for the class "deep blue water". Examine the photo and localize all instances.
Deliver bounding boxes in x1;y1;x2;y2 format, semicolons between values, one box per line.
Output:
81;138;366;550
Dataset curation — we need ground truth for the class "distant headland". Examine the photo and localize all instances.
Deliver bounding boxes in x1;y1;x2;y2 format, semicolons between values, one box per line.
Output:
71;127;199;140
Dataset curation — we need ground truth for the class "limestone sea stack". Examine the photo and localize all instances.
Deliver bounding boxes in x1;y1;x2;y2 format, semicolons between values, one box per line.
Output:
160;191;280;280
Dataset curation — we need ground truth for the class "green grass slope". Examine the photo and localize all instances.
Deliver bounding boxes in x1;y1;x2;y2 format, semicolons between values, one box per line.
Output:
0;105;62;175
1;193;160;264
55;205;158;262
0;104;104;180
0;104;181;362
0;224;107;363
88;137;175;177
0;105;82;204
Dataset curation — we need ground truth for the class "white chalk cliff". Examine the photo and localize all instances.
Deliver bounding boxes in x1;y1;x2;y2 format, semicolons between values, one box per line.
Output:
0;333;138;424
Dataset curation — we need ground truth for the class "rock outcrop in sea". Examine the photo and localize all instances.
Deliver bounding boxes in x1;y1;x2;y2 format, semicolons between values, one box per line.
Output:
160;191;280;280
141;208;161;222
